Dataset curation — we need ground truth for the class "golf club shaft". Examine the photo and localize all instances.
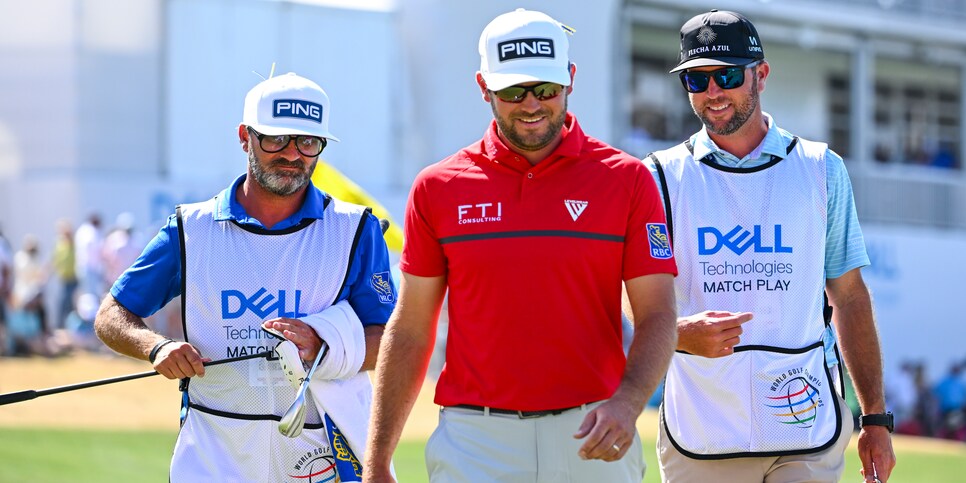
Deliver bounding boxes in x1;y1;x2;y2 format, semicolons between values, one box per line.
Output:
0;350;273;406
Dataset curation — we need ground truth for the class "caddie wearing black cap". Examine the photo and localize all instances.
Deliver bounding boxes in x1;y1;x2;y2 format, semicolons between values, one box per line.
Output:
645;10;896;483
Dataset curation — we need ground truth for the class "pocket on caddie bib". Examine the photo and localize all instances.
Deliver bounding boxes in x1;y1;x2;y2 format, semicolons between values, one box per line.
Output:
663;341;842;458
749;342;842;453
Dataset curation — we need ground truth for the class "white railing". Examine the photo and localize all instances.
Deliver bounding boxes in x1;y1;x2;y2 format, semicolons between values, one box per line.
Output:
787;0;966;21
850;163;966;229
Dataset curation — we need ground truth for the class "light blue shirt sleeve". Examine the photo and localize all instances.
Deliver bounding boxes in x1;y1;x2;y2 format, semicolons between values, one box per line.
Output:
824;149;870;279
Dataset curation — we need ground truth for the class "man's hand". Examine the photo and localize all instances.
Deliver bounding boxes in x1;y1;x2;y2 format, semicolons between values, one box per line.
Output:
153;341;208;379
677;311;753;357
263;317;323;362
573;394;641;462
858;426;895;482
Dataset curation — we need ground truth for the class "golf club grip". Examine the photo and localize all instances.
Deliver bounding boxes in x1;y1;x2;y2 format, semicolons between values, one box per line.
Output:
0;390;38;405
204;350;274;367
36;350;273;397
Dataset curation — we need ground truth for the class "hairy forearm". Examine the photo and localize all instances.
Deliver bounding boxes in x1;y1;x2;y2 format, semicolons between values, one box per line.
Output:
366;320;436;468
93;295;167;361
614;308;677;412
832;284;886;414
360;324;385;372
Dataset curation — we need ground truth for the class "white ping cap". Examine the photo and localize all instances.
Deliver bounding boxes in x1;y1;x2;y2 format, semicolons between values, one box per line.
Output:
242;72;339;141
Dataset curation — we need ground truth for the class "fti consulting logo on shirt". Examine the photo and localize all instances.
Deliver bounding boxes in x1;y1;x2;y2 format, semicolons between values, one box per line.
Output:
647;223;673;259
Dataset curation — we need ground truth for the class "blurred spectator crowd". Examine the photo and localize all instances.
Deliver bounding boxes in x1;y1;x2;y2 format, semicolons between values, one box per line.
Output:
887;359;966;443
0;213;179;358
2;214;964;447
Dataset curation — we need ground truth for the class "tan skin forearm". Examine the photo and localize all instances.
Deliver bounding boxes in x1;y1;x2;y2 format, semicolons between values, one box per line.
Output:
827;268;885;414
360;324;384;372
93;295;168;361
830;268;896;482
575;273;677;462
364;273;446;481
617;274;678;411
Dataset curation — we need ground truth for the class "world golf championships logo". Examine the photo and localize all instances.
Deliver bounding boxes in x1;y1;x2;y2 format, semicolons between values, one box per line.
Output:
765;376;822;428
288;451;337;482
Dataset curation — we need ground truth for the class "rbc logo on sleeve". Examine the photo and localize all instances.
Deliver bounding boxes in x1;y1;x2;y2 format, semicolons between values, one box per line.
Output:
370;271;395;304
273;99;322;124
647;223;673;259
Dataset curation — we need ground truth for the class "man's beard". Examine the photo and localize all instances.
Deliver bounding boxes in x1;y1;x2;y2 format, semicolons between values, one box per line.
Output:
490;96;568;152
694;75;759;136
248;149;314;196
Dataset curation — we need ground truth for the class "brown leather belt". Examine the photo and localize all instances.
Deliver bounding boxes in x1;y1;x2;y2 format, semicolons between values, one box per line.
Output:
449;403;585;419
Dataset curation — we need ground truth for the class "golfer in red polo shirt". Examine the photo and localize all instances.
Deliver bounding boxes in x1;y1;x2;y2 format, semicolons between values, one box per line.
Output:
364;9;678;483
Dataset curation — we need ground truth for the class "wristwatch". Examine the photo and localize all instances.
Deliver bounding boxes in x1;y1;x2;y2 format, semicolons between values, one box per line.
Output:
859;412;894;433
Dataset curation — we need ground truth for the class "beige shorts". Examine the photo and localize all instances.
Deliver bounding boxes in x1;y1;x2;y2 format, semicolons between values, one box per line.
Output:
657;394;854;483
426;402;645;482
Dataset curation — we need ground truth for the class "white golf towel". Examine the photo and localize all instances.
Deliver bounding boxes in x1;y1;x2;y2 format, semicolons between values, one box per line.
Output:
302;300;366;381
302;300;389;474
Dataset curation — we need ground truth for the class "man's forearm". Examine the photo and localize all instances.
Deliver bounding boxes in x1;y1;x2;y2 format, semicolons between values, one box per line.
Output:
365;322;436;471
613;309;677;411
361;324;385;372
93;295;166;361
618;274;678;410
831;283;886;414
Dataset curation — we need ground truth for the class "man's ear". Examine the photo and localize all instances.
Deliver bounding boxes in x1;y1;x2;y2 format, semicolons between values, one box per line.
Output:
755;61;770;94
476;72;492;102
566;62;576;95
238;124;251;153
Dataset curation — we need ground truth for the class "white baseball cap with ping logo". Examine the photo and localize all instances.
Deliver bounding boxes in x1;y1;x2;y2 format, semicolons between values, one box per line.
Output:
242;72;339;141
478;9;573;91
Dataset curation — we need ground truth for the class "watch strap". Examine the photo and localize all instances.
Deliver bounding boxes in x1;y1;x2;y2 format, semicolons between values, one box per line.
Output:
859;412;894;433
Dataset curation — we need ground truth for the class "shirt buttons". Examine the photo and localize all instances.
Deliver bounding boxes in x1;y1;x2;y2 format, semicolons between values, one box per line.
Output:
527;173;534;179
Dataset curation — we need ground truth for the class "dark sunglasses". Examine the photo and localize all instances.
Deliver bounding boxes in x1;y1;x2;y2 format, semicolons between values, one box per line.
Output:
679;61;761;94
492;82;564;103
247;127;327;157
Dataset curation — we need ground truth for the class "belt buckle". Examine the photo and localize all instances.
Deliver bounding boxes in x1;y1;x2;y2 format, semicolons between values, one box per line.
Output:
517;410;546;419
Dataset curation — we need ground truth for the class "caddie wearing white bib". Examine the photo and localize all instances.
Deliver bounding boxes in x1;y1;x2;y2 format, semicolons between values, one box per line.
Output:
95;72;395;482
644;10;896;483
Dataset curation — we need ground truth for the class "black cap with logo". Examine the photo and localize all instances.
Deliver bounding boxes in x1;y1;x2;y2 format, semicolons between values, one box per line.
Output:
669;9;764;73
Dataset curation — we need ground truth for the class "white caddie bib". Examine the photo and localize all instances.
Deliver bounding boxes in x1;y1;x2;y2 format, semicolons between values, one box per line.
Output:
170;194;368;481
651;137;843;458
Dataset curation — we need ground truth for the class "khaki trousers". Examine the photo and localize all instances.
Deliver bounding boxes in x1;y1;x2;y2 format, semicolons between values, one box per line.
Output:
427;402;645;482
657;394;854;483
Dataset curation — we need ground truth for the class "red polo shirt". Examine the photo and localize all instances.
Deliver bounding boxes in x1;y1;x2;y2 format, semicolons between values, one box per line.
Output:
401;114;677;410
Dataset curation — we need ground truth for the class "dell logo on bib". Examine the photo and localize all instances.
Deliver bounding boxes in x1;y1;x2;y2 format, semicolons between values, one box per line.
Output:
222;288;308;319
498;38;555;61
273;99;322;124
698;225;793;255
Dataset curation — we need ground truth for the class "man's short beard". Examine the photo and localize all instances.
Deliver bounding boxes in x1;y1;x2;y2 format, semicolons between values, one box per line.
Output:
248;149;313;196
490;96;568;152
695;75;760;136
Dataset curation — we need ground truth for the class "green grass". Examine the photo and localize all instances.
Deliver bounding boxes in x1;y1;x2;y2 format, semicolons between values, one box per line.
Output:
0;427;963;482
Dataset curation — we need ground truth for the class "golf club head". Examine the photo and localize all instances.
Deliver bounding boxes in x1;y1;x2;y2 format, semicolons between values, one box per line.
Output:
278;394;308;437
261;325;308;389
278;341;329;438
